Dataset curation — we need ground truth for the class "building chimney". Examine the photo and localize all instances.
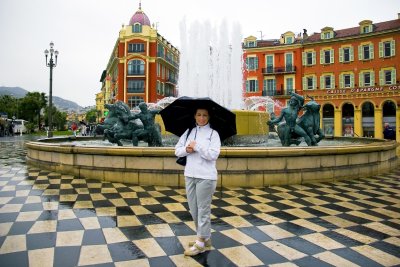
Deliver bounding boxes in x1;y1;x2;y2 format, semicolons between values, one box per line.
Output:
398;13;400;19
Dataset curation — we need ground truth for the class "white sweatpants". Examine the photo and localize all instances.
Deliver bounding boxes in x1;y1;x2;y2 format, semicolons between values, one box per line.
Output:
185;177;217;239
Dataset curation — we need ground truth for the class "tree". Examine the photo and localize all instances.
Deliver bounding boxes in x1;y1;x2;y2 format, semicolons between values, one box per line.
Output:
0;95;18;118
44;106;67;131
19;92;47;129
85;109;97;123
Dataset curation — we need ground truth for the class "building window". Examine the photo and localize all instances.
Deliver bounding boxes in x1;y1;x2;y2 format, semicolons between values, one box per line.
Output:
264;79;276;96
265;55;273;73
286;77;294;94
285;36;293;44
128;43;145;53
320;49;334;64
156;81;161;94
361;25;372;34
320;74;334;89
246;57;258;70
128;96;144;109
127;80;144;93
358;44;374;60
246;41;256;47
132;23;142;33
359;71;374;87
246;80;258;92
302;51;316;66
303;76;316;90
340;73;354;88
285;53;293;71
339;47;353;63
127;60;145;75
380;69;396;85
379;40;395;58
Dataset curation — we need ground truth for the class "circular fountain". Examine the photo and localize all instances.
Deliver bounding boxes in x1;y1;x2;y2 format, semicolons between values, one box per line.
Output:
26;19;398;187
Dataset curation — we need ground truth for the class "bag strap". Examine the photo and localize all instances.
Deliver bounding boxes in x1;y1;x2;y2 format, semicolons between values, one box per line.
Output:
185;127;193;142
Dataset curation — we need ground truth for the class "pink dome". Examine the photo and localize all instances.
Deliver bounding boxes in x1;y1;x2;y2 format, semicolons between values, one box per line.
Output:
129;5;151;26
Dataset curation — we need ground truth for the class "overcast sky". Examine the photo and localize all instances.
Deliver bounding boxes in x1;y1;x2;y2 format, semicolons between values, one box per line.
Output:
0;0;399;107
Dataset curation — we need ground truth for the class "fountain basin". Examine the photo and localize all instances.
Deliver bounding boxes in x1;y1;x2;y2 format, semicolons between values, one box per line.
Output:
26;137;398;187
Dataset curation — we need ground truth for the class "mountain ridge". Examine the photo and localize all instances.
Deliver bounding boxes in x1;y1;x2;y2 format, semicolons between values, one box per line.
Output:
0;86;84;112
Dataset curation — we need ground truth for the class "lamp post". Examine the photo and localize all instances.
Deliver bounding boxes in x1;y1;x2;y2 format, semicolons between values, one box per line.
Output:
44;41;59;138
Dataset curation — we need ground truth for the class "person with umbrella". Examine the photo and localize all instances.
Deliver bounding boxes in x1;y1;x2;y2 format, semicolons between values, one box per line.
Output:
174;106;221;256
160;96;237;256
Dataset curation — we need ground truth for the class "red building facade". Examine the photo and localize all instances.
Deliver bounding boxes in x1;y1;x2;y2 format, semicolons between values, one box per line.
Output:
100;4;179;110
243;15;400;140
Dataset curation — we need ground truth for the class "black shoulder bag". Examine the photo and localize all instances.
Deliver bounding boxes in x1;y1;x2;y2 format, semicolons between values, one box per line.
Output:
176;128;193;166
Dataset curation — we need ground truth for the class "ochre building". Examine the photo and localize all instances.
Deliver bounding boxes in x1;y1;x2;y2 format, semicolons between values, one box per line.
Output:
99;3;179;114
243;14;400;140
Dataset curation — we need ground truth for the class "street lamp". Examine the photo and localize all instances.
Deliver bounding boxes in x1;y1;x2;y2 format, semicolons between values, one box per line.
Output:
44;41;59;138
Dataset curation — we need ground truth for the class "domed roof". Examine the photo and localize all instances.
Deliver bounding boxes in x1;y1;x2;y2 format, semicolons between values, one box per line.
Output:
129;3;151;26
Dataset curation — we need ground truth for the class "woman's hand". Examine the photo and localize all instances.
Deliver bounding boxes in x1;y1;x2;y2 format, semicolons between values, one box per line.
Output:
186;141;196;153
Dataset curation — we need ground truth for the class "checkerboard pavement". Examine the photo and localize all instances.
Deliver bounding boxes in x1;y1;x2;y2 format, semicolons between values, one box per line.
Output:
0;138;400;266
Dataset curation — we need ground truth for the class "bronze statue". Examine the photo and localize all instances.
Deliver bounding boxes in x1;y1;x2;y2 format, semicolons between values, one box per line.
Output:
267;92;324;146
128;102;162;147
97;101;162;147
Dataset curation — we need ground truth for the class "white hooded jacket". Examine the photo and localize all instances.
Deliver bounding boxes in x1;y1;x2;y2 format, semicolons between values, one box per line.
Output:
175;123;221;180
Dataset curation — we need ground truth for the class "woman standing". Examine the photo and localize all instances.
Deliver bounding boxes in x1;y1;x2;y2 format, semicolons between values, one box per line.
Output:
175;108;221;256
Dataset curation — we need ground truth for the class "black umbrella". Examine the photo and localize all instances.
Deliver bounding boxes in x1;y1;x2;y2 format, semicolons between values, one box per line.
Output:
160;96;237;141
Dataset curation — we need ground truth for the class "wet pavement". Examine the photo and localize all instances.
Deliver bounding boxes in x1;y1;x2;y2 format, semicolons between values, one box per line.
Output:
0;135;400;266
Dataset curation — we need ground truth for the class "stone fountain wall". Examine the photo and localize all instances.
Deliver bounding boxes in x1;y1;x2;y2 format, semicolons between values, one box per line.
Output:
26;138;398;188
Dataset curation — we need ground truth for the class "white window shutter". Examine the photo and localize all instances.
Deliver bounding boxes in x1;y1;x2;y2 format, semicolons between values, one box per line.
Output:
312;52;316;65
350;47;354;61
379;70;383;86
379;42;383;58
359;72;363;87
330;49;334;63
339;74;343;88
370;44;374;59
303;77;306;90
332;75;335;88
371;71;375;85
391;40;396;56
358;45;362;60
302;52;306;66
320;50;324;64
339;48;343;62
392;69;396;84
320;76;324;89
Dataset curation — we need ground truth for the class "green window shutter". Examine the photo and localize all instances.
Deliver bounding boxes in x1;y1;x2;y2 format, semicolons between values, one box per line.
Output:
339;48;343;62
332;75;335;88
255;57;259;70
350;74;354;87
302;52;306;66
320;76;324;89
370;44;374;59
330;49;334;63
320;50;324;64
312;52;316;65
391;40;396;56
359;72;363;87
339;74;343;88
392;69;396;84
350;47;354;61
379;70;383;85
313;76;317;89
246;80;249;91
303;77;306;89
256;80;259;91
371;71;375;85
246;58;249;70
379;42;383;58
358;45;362;60
263;80;267;91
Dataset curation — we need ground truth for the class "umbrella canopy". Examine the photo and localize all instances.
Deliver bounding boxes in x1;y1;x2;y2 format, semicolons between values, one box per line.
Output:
160;96;237;141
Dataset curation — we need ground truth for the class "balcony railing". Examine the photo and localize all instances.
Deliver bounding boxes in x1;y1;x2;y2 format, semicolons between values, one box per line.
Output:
262;88;294;96
262;65;296;75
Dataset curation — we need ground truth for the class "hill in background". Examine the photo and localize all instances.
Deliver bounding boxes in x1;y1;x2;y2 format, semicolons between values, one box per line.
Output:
0;86;84;112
